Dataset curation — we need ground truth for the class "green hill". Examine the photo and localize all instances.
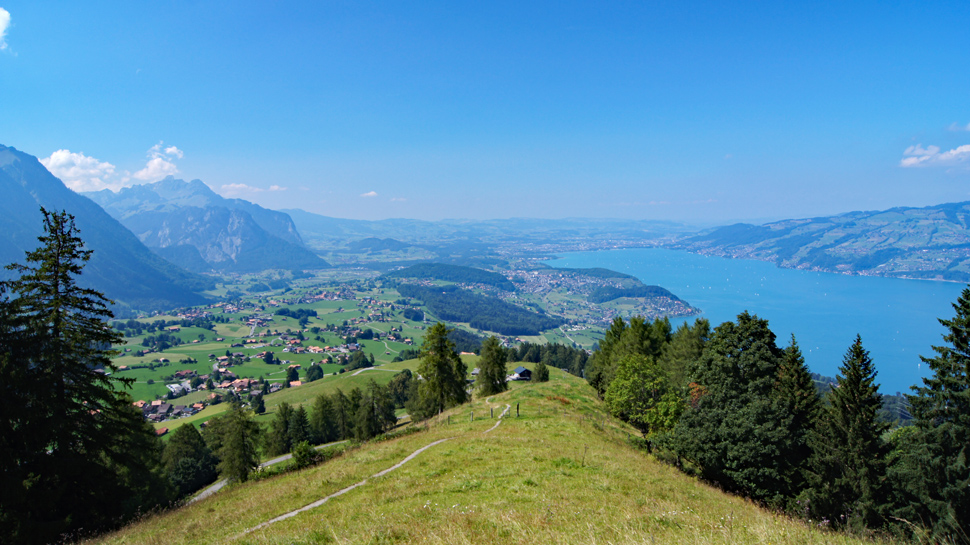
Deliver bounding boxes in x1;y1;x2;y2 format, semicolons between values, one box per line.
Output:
90;368;878;545
673;201;970;281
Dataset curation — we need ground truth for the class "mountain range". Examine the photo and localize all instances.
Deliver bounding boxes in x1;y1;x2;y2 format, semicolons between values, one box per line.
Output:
86;178;329;273
670;202;970;281
0;145;210;311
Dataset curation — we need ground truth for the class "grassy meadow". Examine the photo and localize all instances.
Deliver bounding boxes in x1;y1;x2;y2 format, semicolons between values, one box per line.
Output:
90;368;892;545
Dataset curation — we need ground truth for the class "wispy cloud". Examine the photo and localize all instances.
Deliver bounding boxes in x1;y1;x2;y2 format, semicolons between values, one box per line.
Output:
219;182;287;196
947;122;970;132
40;149;119;192
0;8;11;51
390;197;407;202
900;143;970;167
361;190;378;198
132;141;181;181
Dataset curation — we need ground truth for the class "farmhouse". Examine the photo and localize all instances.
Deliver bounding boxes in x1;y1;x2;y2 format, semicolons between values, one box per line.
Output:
509;366;532;381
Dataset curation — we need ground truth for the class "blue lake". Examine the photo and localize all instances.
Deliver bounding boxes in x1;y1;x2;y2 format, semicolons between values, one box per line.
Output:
545;248;967;394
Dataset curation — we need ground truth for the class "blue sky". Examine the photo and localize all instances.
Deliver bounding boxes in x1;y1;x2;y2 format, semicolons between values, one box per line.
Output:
1;1;969;223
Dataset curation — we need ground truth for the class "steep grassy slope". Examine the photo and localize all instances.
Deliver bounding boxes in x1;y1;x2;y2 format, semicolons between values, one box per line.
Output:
90;369;884;545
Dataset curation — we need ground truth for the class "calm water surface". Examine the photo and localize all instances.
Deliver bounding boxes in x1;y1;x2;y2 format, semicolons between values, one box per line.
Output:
546;248;967;394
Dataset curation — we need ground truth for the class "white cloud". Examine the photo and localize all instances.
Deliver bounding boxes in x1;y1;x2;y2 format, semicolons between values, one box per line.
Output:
132;141;182;181
0;8;11;51
40;149;120;192
361;191;378;198
218;183;285;196
220;183;262;195
947;122;970;132
390;197;407;202
900;143;970;167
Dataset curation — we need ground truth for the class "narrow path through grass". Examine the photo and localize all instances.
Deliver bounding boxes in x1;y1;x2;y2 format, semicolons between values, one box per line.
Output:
240;401;514;538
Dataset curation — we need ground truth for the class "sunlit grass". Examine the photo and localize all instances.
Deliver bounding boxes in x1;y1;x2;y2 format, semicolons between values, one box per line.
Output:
89;368;892;545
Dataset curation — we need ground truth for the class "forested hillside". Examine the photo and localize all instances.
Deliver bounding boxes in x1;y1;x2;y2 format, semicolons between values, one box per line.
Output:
397;284;562;335
386;263;516;291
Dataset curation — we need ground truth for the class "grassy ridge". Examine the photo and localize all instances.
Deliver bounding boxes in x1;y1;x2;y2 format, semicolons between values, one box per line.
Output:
90;369;886;545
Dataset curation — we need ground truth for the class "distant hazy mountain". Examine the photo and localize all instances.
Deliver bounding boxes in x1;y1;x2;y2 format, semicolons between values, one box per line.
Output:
86;177;328;273
0;145;210;310
671;202;970;281
283;209;693;250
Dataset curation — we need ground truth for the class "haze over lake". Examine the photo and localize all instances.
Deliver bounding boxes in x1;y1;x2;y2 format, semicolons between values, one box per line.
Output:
547;248;966;394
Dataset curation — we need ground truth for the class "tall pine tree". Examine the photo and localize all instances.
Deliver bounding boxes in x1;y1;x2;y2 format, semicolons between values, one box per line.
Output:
414;322;468;417
895;287;970;540
803;335;887;531
0;209;170;544
776;335;822;498
477;336;508;396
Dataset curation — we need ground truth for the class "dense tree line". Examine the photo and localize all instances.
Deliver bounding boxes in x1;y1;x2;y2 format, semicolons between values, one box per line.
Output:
397;284;561;335
513;341;589;377
275;307;318;320
591;300;970;542
112;315;226;337
386;263;517;291
587;284;682;304
402;307;424;321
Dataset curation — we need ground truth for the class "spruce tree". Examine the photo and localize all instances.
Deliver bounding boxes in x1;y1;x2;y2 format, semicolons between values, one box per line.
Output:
204;402;261;482
896;287;970;540
776;335;822;497
534;359;550;382
265;402;294;455
162;424;217;497
288;405;310;447
803;336;887;530
415;322;468;416
0;209;171;544
331;390;354;440
477;336;508;395
309;394;338;444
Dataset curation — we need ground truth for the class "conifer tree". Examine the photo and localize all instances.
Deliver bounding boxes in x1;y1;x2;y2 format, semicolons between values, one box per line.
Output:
415;322;468;417
265;402;294;455
895;288;970;540
310;394;338;444
331;390;354;440
477;336;508;395
162;424;217;497
803;336;887;530
659;318;710;389
534;359;550;382
0;209;171;544
204;402;261;482
776;335;822;497
666;311;792;503
288;405;310;446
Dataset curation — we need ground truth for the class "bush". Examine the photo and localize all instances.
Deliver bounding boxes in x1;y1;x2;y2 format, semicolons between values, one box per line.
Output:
291;441;321;469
